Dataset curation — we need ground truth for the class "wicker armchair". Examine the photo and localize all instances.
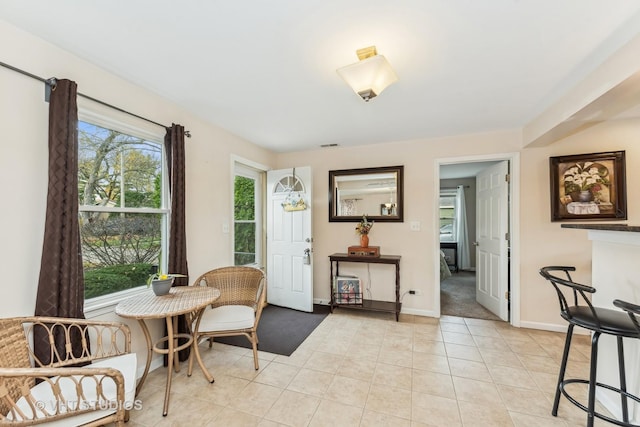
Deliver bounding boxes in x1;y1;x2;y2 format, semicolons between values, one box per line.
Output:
188;266;266;372
0;316;136;426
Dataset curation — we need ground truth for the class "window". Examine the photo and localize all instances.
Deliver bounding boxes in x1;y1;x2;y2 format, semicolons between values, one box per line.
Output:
234;163;263;266
78;119;168;300
439;190;457;241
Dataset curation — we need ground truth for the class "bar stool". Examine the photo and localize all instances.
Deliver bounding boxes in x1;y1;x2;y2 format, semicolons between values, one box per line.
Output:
539;266;640;427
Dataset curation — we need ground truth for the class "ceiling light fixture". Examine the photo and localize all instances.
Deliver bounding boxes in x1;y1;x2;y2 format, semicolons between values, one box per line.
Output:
336;46;398;102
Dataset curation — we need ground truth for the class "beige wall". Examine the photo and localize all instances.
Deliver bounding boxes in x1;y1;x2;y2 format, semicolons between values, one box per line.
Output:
520;118;640;329
276;119;640;328
1;16;639;372
276;131;523;317
0;20;276;373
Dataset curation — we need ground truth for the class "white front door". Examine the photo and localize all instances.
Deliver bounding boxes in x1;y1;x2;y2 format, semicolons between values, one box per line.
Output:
266;167;313;312
476;161;509;321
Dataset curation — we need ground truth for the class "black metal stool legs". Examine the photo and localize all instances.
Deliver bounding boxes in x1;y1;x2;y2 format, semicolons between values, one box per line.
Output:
553;323;574;416
587;331;601;427
617;336;629;424
555;330;638;427
540;269;640;426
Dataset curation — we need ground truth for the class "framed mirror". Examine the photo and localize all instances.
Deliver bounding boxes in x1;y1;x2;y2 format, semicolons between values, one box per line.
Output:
329;165;404;222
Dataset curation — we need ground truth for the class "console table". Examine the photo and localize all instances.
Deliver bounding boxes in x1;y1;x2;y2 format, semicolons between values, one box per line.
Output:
328;253;401;321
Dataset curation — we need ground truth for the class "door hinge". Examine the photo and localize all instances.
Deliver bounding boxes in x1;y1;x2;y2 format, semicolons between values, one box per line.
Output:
505;291;510;301
505;173;510;183
505;232;510;241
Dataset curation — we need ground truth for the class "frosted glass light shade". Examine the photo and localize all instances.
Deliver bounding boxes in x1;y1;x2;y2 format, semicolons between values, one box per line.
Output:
337;54;398;101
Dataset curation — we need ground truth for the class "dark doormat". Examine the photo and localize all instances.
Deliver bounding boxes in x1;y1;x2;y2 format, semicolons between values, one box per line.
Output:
214;304;331;356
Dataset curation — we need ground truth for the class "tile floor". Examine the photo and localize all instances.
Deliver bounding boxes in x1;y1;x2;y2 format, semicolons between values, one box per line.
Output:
122;309;622;427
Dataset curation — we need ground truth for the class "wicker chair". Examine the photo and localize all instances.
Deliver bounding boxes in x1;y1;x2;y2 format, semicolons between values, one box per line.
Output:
188;266;266;372
0;316;136;426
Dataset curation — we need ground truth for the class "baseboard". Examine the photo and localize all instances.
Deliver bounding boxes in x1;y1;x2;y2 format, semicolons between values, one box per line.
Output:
401;307;438;317
519;320;590;335
313;299;437;319
317;300;591;332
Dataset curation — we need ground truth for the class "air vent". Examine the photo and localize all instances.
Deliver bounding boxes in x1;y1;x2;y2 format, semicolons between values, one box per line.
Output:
320;143;339;148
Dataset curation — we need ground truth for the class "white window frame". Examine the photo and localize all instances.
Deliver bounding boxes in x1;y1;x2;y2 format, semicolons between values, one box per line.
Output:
79;105;169;314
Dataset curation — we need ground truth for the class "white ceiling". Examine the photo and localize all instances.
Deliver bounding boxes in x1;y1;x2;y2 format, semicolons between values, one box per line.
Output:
2;1;640;153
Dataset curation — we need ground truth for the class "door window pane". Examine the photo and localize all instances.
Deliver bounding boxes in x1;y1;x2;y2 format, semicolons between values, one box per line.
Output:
234;222;256;265
234;174;256;265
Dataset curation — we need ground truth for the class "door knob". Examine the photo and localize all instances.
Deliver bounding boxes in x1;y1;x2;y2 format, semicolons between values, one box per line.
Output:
472;241;479;246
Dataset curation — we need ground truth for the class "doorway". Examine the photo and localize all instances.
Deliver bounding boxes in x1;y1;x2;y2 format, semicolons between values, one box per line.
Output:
266;166;314;312
434;153;520;326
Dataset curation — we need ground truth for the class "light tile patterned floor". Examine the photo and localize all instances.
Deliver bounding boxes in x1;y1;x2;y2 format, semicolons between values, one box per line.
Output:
121;309;620;427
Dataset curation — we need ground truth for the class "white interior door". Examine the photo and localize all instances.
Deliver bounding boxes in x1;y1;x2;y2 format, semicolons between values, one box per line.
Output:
266;167;313;312
476;161;509;321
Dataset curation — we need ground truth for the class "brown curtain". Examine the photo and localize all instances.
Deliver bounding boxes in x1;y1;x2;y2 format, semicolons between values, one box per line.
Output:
33;79;85;364
165;124;190;361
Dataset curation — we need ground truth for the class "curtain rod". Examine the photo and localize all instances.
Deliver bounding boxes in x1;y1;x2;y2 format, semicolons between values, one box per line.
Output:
0;60;191;138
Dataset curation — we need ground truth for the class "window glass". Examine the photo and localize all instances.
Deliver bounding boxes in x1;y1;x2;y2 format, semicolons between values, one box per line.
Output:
234;175;256;265
78;121;167;299
439;192;456;241
233;164;263;266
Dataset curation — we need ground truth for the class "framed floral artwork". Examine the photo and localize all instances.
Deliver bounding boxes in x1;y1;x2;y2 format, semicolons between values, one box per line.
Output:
549;151;627;222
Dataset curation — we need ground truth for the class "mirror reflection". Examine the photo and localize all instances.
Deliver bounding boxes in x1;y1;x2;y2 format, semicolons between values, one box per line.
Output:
329;166;404;222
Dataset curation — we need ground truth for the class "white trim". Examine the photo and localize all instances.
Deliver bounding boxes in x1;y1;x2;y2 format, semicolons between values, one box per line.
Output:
231;155;268;267
78;105;170;303
519;320;590;335
230;155;269;173
84;286;149;316
311;300;437;319
401;307;438;318
78;98;164;142
588;229;640;246
79;206;168;214
434;152;521;327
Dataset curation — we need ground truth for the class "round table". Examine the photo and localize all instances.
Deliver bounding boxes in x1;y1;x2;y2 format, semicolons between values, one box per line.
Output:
116;286;220;416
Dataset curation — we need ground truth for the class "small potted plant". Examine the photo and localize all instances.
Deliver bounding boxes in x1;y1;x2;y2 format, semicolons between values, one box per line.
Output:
147;270;187;296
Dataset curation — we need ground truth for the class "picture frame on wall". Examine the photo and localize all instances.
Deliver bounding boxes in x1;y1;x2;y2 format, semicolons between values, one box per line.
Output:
549;151;627;222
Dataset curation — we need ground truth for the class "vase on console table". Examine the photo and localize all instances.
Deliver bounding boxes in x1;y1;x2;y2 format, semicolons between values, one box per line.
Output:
360;234;369;248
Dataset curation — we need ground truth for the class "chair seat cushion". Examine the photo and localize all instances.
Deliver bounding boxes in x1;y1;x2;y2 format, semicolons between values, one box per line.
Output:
7;353;137;426
199;305;255;331
564;306;639;337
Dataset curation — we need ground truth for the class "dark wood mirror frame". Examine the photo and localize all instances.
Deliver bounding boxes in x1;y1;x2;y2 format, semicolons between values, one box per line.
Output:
329;165;404;222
